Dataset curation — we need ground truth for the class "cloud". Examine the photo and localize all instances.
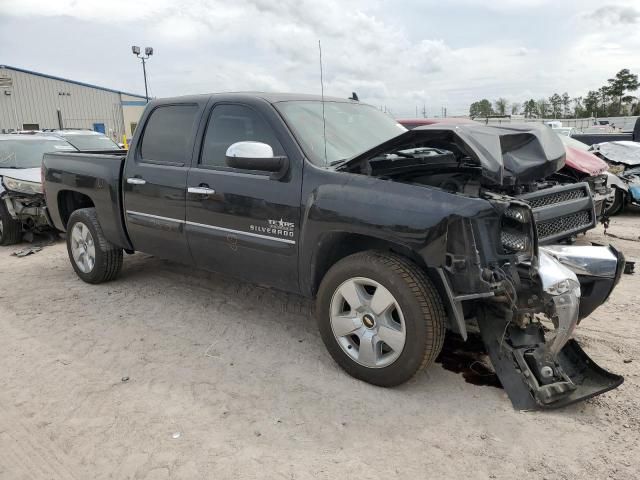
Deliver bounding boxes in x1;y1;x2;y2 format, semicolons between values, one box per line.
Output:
1;0;639;116
581;5;640;26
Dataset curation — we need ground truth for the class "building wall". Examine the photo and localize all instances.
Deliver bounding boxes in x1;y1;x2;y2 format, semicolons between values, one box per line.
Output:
120;93;147;141
0;66;146;142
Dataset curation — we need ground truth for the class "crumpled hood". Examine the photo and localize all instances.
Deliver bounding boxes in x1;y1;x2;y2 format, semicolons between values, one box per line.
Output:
564;146;608;175
0;167;42;184
341;123;566;185
591;141;640;166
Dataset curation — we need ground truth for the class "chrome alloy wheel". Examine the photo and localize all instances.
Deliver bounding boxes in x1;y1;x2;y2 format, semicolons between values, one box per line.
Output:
329;277;407;368
70;222;96;273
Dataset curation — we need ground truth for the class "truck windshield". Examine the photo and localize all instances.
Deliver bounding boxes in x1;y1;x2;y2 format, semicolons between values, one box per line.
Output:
276;101;406;166
59;133;121;151
0;138;76;169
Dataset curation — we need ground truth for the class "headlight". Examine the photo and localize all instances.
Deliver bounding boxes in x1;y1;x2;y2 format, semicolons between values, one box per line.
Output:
538;250;581;297
2;176;43;195
501;205;533;253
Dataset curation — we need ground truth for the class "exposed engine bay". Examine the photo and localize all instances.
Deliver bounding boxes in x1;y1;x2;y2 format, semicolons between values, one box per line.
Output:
340;124;597;246
362;146;563;198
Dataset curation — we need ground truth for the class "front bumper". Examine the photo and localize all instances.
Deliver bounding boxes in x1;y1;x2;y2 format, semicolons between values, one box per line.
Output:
478;244;625;409
1;193;51;232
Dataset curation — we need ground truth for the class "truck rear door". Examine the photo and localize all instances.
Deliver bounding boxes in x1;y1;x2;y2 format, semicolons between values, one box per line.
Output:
123;102;205;264
185;100;302;292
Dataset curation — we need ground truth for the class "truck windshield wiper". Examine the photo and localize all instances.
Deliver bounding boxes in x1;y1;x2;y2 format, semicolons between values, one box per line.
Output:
389;150;417;158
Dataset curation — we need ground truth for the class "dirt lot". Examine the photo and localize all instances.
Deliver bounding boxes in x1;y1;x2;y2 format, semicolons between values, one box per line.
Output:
1;212;639;480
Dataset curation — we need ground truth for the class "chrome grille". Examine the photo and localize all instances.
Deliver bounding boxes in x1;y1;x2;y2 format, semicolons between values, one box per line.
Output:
526;188;587;209
536;210;592;240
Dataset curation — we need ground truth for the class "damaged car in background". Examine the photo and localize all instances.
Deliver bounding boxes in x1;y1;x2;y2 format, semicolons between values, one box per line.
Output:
43;93;625;409
554;134;612;218
0;135;75;245
591;141;640;215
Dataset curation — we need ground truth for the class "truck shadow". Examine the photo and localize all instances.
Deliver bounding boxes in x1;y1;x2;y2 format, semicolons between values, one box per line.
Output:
119;253;504;390
119;252;315;317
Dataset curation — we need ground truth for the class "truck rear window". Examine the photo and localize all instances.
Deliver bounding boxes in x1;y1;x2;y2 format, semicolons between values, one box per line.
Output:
140;105;199;164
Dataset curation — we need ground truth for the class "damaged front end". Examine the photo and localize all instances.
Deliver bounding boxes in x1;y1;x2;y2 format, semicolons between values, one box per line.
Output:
336;118;625;408
437;199;624;409
479;245;624;409
0;181;52;241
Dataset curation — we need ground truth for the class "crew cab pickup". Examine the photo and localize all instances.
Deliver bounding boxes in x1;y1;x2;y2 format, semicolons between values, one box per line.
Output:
43;93;625;409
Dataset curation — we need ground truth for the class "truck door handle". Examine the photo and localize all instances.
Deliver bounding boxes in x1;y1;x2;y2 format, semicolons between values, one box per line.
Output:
187;186;216;195
127;177;147;185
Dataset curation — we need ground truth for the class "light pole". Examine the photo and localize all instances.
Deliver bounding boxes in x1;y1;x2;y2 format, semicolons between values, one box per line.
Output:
131;46;153;102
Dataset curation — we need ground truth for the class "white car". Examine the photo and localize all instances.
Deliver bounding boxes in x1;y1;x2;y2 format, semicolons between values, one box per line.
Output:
0;135;76;244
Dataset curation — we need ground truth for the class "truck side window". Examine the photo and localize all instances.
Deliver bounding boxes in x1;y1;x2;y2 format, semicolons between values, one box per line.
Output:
140;105;199;164
200;104;284;168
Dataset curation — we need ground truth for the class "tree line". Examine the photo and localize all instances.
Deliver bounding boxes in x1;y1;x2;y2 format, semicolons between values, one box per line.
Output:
469;69;639;119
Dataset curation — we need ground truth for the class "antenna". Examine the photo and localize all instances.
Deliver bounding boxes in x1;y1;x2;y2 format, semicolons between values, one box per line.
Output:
318;40;328;165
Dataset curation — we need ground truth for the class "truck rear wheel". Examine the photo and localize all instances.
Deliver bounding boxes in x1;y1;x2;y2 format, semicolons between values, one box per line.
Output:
66;208;123;284
316;251;446;387
0;202;22;246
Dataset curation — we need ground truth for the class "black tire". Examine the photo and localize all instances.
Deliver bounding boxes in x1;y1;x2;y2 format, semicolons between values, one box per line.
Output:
0;202;22;246
604;189;624;216
66;208;123;284
316;251;446;387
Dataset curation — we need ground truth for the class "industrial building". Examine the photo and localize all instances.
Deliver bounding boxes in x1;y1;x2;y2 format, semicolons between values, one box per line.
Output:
0;65;146;142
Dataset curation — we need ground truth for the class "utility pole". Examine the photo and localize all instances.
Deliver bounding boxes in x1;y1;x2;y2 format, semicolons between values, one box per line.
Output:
131;46;154;102
422;103;427;118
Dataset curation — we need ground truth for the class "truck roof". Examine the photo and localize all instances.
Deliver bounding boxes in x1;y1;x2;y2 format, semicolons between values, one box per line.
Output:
150;92;359;105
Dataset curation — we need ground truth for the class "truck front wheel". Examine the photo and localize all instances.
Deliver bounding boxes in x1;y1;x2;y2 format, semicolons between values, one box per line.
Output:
66;208;123;284
316;251;446;387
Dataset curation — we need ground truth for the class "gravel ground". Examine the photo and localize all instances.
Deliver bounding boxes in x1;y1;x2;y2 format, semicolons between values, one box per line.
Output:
0;211;639;479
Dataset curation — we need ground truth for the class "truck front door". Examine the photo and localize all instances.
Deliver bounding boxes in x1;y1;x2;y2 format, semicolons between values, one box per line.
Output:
185;101;302;292
123;102;204;264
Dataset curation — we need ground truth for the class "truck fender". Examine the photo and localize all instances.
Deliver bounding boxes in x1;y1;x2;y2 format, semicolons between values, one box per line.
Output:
303;230;459;334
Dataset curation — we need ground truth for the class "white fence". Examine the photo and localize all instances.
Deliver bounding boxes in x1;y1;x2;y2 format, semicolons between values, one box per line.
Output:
474;116;638;133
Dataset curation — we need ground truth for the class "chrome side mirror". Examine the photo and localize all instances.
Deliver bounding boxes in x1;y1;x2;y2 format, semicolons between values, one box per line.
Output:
225;141;289;180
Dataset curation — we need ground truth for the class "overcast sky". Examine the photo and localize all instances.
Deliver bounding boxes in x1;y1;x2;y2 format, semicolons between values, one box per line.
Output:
1;0;639;116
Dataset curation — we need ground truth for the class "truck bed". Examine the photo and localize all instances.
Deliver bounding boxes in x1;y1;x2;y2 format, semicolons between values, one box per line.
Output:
42;151;132;250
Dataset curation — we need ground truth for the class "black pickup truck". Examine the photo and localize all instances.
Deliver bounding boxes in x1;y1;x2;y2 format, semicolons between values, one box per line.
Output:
43;93;625;409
